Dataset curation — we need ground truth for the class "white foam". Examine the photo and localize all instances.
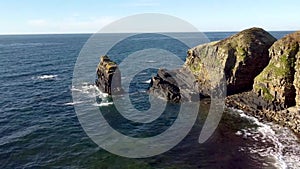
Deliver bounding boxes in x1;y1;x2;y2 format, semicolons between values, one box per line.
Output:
72;83;102;95
70;87;82;92
71;83;112;107
64;101;84;105
146;60;157;63
37;74;58;80
230;108;300;169
92;102;113;107
235;130;243;136
143;79;152;83
95;87;109;97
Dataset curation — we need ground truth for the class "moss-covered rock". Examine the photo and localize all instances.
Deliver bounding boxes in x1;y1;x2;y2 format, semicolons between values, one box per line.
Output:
253;31;300;108
185;27;276;95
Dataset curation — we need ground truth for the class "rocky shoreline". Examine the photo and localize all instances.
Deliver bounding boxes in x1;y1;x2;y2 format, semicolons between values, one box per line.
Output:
149;27;300;134
225;91;300;134
96;27;300;135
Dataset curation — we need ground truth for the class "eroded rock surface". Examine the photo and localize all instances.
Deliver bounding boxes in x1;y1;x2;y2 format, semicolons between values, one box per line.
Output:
95;55;123;95
148;68;201;102
254;31;300;109
226;91;300;133
185;27;276;95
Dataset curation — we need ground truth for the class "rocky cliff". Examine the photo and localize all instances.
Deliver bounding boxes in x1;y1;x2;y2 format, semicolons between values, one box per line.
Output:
253;31;300;109
96;29;300;133
147;28;300;133
185;27;276;95
227;31;300;133
95;55;123;95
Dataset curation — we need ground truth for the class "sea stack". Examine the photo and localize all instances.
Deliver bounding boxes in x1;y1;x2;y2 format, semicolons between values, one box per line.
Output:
95;55;123;95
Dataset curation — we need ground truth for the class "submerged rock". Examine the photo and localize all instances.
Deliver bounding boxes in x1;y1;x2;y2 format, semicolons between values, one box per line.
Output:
254;31;300;109
185;27;276;95
95;55;123;95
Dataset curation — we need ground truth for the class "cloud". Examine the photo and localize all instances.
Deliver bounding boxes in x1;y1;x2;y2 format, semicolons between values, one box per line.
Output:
58;16;116;32
26;16;117;33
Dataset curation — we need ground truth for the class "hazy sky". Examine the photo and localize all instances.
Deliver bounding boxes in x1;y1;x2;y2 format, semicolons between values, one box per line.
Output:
1;0;299;34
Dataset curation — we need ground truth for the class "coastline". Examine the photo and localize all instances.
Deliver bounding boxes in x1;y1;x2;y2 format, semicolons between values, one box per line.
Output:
226;91;300;137
144;27;300;136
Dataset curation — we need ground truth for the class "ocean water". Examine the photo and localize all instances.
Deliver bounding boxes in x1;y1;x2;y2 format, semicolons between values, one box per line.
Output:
0;31;299;169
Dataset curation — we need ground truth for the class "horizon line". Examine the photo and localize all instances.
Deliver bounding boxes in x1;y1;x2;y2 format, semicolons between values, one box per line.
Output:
0;30;297;36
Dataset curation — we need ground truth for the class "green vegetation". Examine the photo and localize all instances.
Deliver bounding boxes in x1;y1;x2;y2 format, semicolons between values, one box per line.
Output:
236;47;246;61
261;86;274;101
189;63;201;73
255;54;293;83
254;84;274;101
254;49;297;102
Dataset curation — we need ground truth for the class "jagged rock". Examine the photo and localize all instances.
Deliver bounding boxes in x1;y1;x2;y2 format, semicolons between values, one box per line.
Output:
148;68;201;102
253;31;300;108
95;55;123;95
226;31;300;134
149;69;181;102
226;91;300;133
185;27;276;95
149;28;276;102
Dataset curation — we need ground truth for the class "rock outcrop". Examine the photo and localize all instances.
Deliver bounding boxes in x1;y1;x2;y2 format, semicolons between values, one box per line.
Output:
148;68;201;102
95;29;300;134
185;27;276;95
149;69;181;102
226;91;300;133
226;31;300;134
147;28;300;133
95;55;123;95
253;31;300;109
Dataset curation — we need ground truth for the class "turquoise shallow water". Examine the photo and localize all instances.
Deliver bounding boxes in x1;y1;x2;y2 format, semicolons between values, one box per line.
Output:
0;32;299;169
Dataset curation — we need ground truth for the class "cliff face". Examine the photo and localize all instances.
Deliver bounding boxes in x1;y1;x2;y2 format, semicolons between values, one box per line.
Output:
95;56;123;95
146;28;300;133
253;31;300;108
185;27;276;95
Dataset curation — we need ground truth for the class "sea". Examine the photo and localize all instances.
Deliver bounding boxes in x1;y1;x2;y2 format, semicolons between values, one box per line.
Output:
0;31;299;169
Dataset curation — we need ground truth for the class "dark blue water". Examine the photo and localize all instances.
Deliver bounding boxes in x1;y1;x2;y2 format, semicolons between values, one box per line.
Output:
0;32;299;169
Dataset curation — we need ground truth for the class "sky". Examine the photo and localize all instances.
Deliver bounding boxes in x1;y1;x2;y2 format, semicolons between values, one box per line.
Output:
0;0;299;34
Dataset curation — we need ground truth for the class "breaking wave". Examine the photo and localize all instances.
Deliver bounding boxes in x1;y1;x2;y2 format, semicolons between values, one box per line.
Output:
71;82;112;107
36;74;58;80
231;108;300;169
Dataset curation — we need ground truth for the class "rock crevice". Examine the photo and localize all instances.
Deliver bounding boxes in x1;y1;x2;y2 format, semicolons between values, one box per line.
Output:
254;31;300;109
95;55;123;95
95;28;300;134
185;27;276;95
147;28;300;133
